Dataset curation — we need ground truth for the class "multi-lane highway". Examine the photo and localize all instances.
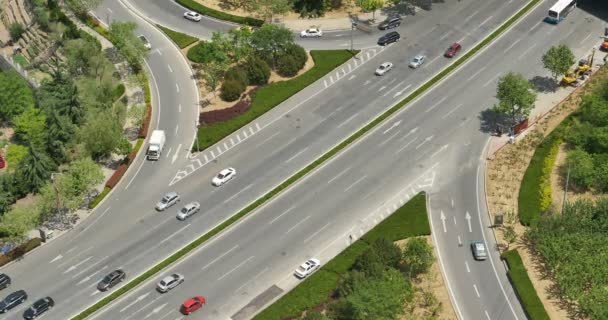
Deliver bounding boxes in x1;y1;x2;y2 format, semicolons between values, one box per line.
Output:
1;0;605;319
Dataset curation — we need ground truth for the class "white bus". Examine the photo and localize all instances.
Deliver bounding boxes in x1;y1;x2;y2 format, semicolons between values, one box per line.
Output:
545;0;576;24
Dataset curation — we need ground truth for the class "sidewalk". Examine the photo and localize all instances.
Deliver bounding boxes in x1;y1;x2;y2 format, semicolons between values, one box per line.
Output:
278;9;389;31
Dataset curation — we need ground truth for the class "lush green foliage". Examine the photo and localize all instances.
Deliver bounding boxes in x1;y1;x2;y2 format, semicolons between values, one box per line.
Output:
492;72;537;126
277;55;300;77
539;140;560;211
542;44;575;80
0;71;35;122
156;25;198;49
88;186;111;209
194;50;355;151
250;24;294;68
108;21;148;71
220;79;245;102
402;237;435;277
501;250;550;320
9;22;25;41
175;0;264;26
245;56;271;85
187;41;228;64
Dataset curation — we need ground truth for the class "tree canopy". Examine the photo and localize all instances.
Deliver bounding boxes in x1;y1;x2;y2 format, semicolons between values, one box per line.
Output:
0;71;35;122
492;72;537;127
542;44;575;80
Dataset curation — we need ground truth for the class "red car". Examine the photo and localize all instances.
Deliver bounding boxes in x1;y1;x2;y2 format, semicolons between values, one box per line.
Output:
180;296;206;315
444;43;462;58
0;155;5;169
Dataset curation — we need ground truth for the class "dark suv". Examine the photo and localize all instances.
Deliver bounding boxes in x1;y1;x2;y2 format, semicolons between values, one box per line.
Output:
378;16;402;30
0;274;10;290
23;297;54;319
0;290;27;313
377;31;400;46
97;269;126;291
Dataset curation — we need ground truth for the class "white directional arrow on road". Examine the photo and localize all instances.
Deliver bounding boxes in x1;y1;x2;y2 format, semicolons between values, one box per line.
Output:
145;303;168;319
415;135;434;149
120;292;151;313
402;127;419;140
440;210;447;233
383;120;402;134
465;211;472;233
50;255;63;263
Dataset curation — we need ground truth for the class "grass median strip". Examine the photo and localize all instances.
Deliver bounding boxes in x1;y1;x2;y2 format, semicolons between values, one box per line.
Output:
175;0;264;27
501;250;550;320
72;1;540;318
156;25;198;49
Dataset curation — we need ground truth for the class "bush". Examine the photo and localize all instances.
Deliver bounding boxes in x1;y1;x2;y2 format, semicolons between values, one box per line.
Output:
539;140;560;211
565;148;594;190
156;25;198;49
200;94;253;125
187;41;228;64
105;164;128;188
0;238;42;267
9;22;25;42
277;55;299;77
323;240;369;274
501;250;550;320
225;66;249;87
175;0;264;27
284;43;308;70
245;56;271;85
138;104;151;138
220;79;245;102
113;83;126;101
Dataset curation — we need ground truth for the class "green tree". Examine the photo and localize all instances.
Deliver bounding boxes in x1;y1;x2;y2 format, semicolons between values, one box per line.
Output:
79;110;131;159
592;153;608;192
52;158;103;211
346;268;412;320
250;24;294;68
356;0;384;21
202;62;226;98
16;144;56;193
0;205;41;240
5;144;28;170
542;44;575;81
245;56;271;85
45;111;75;163
492;72;537;127
9;22;25;41
227;27;254;62
13;107;48;149
579;94;608;127
328;299;355;320
336;270;367;297
402;237;435;277
62;38;103;77
353;247;384;277
108;22;148;70
0;190;15;216
566;148;595;189
66;0;103;15
253;0;292;22
0;71;35;122
503;225;517;250
372;237;402;269
37;72;84;125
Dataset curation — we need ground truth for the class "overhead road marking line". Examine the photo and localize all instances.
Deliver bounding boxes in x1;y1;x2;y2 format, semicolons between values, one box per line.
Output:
218;256;255;281
579;33;591;46
119;292;151;313
430;144;449;158
378;86;387;91
463;10;480;24
440;210;447;233
503;38;522;54
224;184;254;204
72;256;110;279
64;256;94;274
305;222;331;243
337;112;359;128
485;310;491;320
383;120;402;135
395;137;417;154
327;166;352;184
439;32;452;41
201;245;239;271
286;147;309;163
77;265;108;285
383;80;406;97
424;55;440;68
415;135;434;149
478;15;494;28
175;83;179;92
441;103;463;119
530;20;542;32
167;65;173;73
473;284;481;298
425;97;447;113
465;261;471;273
393;84;412;98
159;224;191;245
379;130;400;147
125;296;163;320
258;132;280;148
285;216;311;235
465;66;488;82
344;175;367;192
269;206;296;225
483;73;502;87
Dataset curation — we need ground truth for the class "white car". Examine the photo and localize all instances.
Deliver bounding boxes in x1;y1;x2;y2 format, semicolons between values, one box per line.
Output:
375;62;393;76
408;54;426;68
300;28;322;38
471;241;487;261
176;202;201;221
183;11;202;22
212;167;236;187
294;258;321;279
155;192;180;211
138;35;151;50
157;273;185;293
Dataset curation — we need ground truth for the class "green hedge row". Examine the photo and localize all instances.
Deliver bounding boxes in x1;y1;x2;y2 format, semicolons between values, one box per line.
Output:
156;24;198;49
502;250;550;320
253;192;429;320
0;238;42;267
88;186;112;209
539;140;560;211
194;50;356;151
175;0;264;27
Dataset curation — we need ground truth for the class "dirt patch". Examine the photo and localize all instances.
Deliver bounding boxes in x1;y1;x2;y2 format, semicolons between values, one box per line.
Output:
485;67;608;319
395;236;457;320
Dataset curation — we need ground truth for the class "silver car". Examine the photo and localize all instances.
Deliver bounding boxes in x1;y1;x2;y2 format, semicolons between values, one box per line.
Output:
176;202;201;221
156;192;180;211
183;11;202;22
138;35;151;50
375;62;393;76
409;54;426;68
157;273;185;293
471;241;487;261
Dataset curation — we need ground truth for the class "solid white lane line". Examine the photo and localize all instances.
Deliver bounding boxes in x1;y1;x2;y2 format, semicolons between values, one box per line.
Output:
269;206;296;225
395;137;417;154
478;15;493;28
201;245;239;271
305;222;331;243
442;103;463;119
285;147;309;163
503;38;522;54
223;184;254;204
327;166;352;184
218;256;255;281
159;224;190;244
379;130;400;147
258;132;280;148
485;310;491;320
337;112;359;128
383;80;405;97
466;66;487;82
344;175;367;192
72;255;109;279
424;55;441;68
473;284;481;298
285;216;311;235
425;97;447;113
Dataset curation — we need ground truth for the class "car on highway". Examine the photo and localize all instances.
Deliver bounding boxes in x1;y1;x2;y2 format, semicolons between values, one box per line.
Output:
300;28;322;38
375;62;393;76
183;11;202;22
212;167;236;186
0;290;27;313
377;31;400;46
294;258;321;279
23;297;54;319
156;192;181;211
177;202;201;221
408;54;426;68
0;274;10;290
471;241;487;261
444;42;462;58
97;269;126;291
378;16;402;30
138;35;151;50
180;296;206;315
157;273;185;293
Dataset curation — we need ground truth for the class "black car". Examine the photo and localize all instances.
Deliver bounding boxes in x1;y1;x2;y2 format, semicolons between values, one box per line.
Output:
23;297;54;319
0;274;10;290
377;31;400;46
97;269;126;291
378;16;402;30
0;290;27;313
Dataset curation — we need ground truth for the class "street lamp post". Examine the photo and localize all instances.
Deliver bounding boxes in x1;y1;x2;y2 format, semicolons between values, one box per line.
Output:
350;19;357;55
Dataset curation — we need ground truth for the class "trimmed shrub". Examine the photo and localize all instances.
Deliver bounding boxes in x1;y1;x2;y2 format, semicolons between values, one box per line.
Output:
175;0;264;27
126;138;144;164
225;66;249;87
113;83;126;101
502;250;550;320
0;238;42;267
539;140;560;211
220;79;245;102
9;22;25;42
105;164;128;188
187;41;228;64
88;186;111;209
284;43;308;70
277;55;299;77
245;56;271;85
